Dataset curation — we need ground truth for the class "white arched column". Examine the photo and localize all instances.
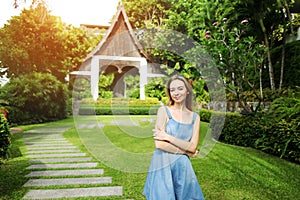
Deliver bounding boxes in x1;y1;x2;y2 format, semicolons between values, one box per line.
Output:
89;55;148;100
91;57;99;100
139;58;147;100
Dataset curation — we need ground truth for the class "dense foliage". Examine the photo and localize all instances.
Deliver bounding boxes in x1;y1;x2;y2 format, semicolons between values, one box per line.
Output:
78;98;162;115
0;114;11;159
0;3;101;82
0;72;68;125
124;0;300;112
269;40;300;88
124;75;140;98
219;97;300;163
145;77;167;100
203;18;266;112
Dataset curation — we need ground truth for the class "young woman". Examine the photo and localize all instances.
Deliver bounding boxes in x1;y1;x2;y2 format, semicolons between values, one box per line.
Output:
143;75;205;199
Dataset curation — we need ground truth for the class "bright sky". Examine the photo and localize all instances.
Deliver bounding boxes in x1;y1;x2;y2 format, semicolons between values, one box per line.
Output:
0;0;120;27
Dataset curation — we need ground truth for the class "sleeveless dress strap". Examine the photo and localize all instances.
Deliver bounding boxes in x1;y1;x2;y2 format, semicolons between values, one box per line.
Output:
191;112;197;124
164;106;172;119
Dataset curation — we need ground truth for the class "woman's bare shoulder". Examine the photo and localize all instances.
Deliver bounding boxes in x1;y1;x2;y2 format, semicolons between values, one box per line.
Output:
157;105;167;116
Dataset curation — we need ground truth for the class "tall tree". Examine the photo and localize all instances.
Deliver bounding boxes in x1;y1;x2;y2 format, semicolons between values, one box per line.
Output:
0;3;101;81
12;0;46;8
235;0;286;91
122;0;171;28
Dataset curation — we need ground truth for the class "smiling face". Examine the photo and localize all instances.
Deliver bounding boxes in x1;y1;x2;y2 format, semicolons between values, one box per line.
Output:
169;79;188;104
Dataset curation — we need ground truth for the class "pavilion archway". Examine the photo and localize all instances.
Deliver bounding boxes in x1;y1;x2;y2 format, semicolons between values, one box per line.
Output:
101;64;140;98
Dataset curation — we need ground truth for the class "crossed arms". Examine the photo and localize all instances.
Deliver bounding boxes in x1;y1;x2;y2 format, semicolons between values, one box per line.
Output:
153;106;200;157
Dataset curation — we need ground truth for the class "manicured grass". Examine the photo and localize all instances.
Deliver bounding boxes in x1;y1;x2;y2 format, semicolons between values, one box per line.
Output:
67;115;300;199
0;118;75;200
1;116;299;199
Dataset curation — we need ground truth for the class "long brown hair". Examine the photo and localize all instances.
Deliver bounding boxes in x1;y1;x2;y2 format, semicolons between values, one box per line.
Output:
165;75;194;111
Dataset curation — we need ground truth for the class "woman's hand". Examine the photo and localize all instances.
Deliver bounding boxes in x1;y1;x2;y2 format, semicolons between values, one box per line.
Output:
187;149;199;158
152;129;170;141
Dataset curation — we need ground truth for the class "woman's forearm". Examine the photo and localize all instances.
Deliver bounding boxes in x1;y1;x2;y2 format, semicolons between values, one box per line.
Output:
167;135;197;153
155;140;188;154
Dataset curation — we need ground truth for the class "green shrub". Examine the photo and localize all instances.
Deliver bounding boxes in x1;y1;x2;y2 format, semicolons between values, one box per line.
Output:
0;114;11;159
267;97;300;122
0;72;69;125
80;97;161;106
145;77;166;101
270;40;300;88
226;87;299;102
219;100;300;164
79;105;160;115
219;114;263;147
199;109;240;123
254;119;300;163
199;109;212;122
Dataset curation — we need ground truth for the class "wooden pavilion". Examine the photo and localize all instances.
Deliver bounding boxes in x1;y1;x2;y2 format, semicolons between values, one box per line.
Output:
70;5;164;100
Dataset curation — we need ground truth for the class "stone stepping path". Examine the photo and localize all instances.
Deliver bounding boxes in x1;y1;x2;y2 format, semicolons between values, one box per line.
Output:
26;149;81;153
26;162;98;169
23;177;112;187
29;157;93;163
25;169;104;177
23;186;123;199
26;153;87;158
26;146;78;150
22;126;123;199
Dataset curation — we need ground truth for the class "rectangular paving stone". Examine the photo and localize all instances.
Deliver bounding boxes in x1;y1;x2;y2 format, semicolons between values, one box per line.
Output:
23;186;123;199
23;134;63;138
24;127;70;133
24;141;70;145
23;138;67;141
25;143;73;146
25;169;104;177
26;146;77;150
26;163;98;169
23;137;64;140
29;157;93;163
26;149;81;154
26;153;86;158
23;177;112;187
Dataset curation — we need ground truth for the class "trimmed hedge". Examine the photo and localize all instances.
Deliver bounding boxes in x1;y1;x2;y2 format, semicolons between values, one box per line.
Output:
0;114;11;159
197;105;300;164
81;97;161;106
219;115;263;147
79;105;161;115
0;73;69;125
254;119;300;163
219;114;300;164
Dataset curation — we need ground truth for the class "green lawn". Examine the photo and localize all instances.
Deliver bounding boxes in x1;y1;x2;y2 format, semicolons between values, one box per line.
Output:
1;116;299;199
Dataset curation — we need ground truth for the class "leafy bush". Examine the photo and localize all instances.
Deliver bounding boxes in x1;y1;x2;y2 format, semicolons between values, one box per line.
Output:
0;72;69;125
226;87;299;102
79;105;160;115
81;97;161;106
78;97;162;115
219;115;264;147
199;109;212;122
254;119;300;163
124;75;140;99
270;40;300;88
0;114;11;159
145;78;166;100
219;97;300;163
267;97;300;122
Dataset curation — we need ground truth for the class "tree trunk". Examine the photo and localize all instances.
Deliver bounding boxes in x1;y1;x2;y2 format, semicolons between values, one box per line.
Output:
259;64;263;100
280;28;286;89
284;1;294;35
259;19;275;91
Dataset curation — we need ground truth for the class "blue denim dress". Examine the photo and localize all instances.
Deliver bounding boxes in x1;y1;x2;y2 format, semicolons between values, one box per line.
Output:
143;107;205;200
